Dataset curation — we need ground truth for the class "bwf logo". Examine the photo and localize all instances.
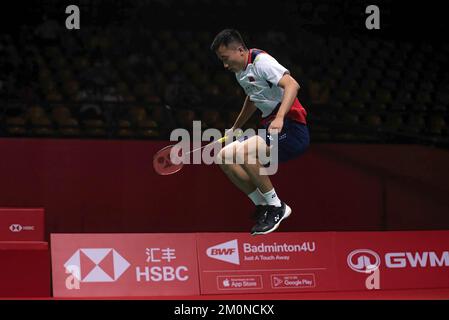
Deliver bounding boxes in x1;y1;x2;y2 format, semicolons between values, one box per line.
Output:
207;239;240;265
64;248;130;285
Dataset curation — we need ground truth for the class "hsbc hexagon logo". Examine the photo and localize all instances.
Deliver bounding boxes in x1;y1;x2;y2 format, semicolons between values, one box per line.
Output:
9;224;23;232
64;248;130;282
9;224;35;232
347;249;381;273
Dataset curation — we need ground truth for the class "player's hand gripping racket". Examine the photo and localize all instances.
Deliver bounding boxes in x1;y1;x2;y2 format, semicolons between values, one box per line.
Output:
153;130;242;175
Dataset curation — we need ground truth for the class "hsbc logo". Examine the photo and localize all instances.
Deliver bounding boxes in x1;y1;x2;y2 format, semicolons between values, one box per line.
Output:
207;239;240;265
347;249;381;273
9;224;22;232
348;249;449;273
64;248;130;282
9;224;35;232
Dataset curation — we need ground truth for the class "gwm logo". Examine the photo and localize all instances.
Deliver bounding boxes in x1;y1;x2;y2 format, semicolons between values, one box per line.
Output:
347;248;449;272
64;248;130;282
347;249;381;273
206;239;240;265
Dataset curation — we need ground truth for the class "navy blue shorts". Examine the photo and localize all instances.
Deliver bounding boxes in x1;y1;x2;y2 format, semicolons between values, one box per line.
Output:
263;118;310;163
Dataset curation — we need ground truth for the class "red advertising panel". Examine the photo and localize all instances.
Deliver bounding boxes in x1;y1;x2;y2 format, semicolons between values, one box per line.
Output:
196;232;338;294
51;233;199;297
335;230;449;291
0;241;51;297
0;208;45;241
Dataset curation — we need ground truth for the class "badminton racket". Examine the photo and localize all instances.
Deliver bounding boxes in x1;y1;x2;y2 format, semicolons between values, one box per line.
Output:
153;131;242;175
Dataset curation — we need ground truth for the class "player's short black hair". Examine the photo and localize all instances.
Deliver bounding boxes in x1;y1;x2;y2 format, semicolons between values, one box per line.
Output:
210;29;247;52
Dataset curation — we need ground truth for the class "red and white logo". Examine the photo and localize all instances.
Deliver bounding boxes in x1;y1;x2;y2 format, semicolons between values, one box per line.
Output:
9;224;23;232
206;239;240;265
64;248;130;282
347;249;381;273
273;276;283;287
9;224;35;232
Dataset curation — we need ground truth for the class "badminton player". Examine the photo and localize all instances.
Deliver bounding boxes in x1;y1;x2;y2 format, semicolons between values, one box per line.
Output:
211;29;309;235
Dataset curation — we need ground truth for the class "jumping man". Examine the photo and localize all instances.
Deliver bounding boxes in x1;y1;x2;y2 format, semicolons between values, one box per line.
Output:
211;29;310;235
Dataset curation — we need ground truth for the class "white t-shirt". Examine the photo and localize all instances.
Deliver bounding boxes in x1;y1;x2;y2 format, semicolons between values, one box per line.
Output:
235;49;290;117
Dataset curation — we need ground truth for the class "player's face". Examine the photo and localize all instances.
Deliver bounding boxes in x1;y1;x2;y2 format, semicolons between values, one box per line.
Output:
216;44;246;73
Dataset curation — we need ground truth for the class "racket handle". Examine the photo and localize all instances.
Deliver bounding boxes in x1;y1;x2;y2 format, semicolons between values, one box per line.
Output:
185;130;244;155
220;130;243;142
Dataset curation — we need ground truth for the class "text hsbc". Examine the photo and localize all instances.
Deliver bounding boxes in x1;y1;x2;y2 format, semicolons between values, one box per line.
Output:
135;266;189;282
385;251;449;268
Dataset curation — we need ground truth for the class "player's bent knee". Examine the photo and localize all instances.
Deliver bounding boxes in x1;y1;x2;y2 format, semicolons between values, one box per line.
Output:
236;136;268;165
235;143;249;164
216;144;237;165
254;135;268;148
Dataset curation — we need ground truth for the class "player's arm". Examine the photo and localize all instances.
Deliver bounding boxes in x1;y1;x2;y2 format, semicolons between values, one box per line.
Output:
268;74;300;132
231;95;257;130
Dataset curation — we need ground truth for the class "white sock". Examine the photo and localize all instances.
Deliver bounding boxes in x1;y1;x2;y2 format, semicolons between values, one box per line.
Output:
248;189;267;206
262;188;282;207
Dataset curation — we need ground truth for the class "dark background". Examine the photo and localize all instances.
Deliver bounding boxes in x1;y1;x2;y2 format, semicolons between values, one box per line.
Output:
1;0;448;147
